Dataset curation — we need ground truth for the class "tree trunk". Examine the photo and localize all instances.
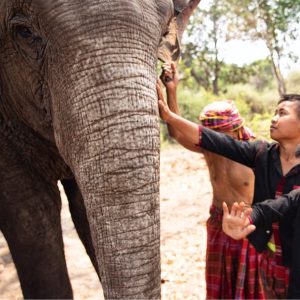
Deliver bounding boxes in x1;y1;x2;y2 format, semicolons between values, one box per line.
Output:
269;49;287;97
212;13;219;96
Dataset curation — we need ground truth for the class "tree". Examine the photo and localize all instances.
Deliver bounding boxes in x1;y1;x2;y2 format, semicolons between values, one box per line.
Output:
226;0;300;96
181;0;231;95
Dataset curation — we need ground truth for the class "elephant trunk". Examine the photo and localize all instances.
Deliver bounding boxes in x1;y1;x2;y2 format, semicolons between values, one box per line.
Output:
52;55;161;298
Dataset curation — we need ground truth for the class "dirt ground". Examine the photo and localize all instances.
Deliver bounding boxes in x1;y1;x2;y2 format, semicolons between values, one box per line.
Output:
0;146;211;299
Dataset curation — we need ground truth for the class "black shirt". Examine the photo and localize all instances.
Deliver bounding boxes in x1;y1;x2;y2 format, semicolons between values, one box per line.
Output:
200;126;300;263
251;189;300;299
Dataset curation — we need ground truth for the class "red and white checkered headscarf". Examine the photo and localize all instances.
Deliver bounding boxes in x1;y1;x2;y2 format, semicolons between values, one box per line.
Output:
199;100;255;141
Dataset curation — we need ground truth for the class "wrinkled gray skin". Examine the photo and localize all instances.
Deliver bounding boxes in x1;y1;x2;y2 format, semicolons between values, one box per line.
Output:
0;0;199;299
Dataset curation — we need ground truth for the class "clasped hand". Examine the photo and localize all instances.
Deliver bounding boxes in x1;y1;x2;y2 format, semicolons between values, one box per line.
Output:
159;62;179;90
156;62;178;122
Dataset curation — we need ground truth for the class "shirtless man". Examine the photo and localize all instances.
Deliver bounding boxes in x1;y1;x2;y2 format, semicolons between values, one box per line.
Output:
157;63;262;299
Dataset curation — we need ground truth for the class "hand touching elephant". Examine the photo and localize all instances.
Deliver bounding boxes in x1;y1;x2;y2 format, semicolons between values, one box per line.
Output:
0;0;199;299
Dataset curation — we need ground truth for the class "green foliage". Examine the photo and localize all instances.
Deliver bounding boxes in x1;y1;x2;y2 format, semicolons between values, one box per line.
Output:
286;71;300;94
159;0;300;146
225;0;300;95
224;83;278;115
248;112;273;141
226;0;300;44
181;0;300;96
182;0;233;95
177;88;209;122
159;83;279;145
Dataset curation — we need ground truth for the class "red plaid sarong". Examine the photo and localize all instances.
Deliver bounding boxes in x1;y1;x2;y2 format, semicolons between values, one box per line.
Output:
235;178;290;299
259;249;289;299
206;205;243;299
235;239;265;299
207;205;266;299
256;177;290;299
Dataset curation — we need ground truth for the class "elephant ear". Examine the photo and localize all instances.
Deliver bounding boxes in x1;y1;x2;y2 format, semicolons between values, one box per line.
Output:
158;0;201;63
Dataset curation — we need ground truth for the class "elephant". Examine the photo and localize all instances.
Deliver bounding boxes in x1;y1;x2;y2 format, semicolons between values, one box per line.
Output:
0;0;200;299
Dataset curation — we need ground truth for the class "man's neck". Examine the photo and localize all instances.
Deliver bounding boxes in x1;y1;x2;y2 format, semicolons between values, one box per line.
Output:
279;139;300;162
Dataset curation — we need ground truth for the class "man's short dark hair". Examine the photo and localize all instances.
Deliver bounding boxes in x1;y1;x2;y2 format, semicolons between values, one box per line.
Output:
278;94;300;118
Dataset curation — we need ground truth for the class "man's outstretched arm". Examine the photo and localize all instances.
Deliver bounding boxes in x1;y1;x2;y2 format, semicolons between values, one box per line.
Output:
251;188;300;227
157;62;202;152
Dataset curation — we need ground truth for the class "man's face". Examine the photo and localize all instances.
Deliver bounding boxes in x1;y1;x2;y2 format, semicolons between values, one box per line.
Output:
270;101;300;141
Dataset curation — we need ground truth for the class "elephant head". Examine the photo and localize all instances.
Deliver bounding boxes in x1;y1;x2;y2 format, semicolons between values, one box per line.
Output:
0;0;200;299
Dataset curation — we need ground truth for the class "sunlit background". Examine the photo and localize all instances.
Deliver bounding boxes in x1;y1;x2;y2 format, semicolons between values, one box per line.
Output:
160;0;300;145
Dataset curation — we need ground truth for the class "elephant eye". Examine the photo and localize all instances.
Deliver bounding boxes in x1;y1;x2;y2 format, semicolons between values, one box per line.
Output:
11;22;46;63
9;13;46;63
15;25;33;39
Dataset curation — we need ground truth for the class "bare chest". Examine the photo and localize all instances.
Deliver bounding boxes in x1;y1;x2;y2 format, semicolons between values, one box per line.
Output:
205;153;251;182
204;151;254;206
